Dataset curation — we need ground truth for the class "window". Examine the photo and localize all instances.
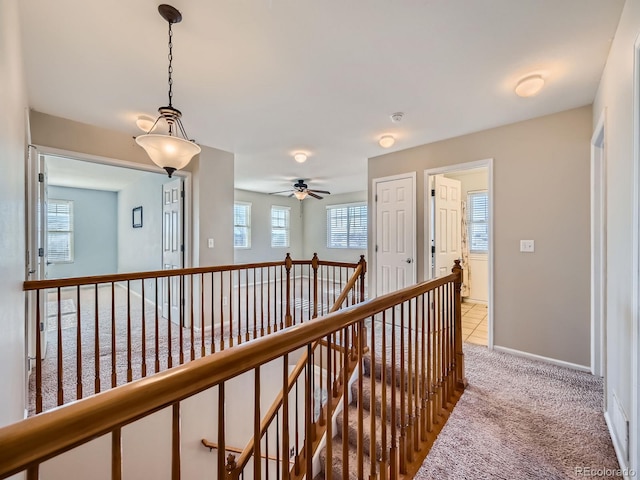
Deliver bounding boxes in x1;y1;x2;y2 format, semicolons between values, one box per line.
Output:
467;191;488;253
327;203;367;249
48;199;74;263
234;202;251;248
271;206;290;248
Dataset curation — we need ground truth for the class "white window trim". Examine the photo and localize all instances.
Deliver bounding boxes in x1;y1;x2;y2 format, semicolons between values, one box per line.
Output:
467;189;489;254
326;202;368;249
48;198;74;264
271;205;291;248
233;201;252;249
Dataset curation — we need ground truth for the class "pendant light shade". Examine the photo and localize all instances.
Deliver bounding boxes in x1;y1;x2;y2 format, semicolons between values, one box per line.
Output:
136;134;201;177
136;5;200;177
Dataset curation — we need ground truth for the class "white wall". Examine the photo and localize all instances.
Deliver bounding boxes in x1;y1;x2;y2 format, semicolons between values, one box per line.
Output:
302;191;367;264
117;174;167;274
0;0;28;444
592;0;640;472
233;189;303;263
47;186;118;279
444;170;489;303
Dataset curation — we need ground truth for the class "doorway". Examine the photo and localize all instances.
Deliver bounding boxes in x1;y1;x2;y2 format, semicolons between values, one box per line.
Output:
424;159;494;348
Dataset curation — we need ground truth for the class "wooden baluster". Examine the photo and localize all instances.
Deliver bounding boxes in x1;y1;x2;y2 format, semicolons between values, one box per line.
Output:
406;300;414;464
260;267;265;337
26;464;38;480
201;274;206;357
369;315;377;479
332;331;339;398
112;427;122;480
318;338;326;427
357;320;364;480
381;310;388;478
265;424;270;480
141;281;147;378
292;264;296;326
93;283;100;393
167;276;173;369
390;307;398;480
305;345;313;478
438;286;444;417
253;366;261;479
126;281;132;382
253;268;257;339
155;278;160;374
420;294;427;441
342;327;350;480
219;272;225;352
399;302;407;474
76;285;82;400
359;255;366;303
228;270;233;348
326;334;333;480
217;382;226;479
172;403;181;480
245;269;250;342
267;267;272;334
57;287;63;406
447;283;453;398
413;297;420;454
190;275;195;361
282;354;290;480
294;379;300;476
211;272;216;355
179;275;184;365
312;254;318;319
453;260;466;389
426;290;433;433
35;289;42;413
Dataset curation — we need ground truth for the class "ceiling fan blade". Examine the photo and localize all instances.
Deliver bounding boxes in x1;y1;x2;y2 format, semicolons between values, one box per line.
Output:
307;191;323;200
308;189;330;195
288;193;295;197
268;189;293;195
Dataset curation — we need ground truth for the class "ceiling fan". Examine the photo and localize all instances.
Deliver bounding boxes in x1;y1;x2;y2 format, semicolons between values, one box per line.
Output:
269;179;331;200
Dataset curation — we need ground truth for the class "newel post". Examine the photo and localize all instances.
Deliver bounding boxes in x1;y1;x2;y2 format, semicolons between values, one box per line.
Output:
285;253;293;327
358;255;367;303
312;253;319;318
452;260;468;389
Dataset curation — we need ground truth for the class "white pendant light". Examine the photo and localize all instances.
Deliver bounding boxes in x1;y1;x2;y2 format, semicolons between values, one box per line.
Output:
135;5;201;177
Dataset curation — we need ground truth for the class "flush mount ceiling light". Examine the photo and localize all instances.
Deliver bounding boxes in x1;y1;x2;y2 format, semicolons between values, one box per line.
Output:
515;74;545;98
135;4;201;178
293;190;308;200
379;135;395;148
135;115;156;133
294;152;307;163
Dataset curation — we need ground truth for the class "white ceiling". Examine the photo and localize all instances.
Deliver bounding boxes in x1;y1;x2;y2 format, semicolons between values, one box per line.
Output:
46;155;162;191
20;0;624;195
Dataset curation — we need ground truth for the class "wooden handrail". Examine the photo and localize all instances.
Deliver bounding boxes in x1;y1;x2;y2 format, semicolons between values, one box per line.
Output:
230;262;364;475
23;257;362;291
1;272;456;479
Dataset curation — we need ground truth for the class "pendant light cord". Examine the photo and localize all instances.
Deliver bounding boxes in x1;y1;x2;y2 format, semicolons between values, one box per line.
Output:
167;21;174;109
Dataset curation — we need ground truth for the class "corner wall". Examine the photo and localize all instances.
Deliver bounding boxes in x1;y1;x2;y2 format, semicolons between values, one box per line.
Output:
368;106;592;367
593;0;640;472
0;0;28;434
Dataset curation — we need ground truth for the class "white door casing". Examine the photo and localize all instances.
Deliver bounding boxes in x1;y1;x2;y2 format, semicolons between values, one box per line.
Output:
433;175;462;278
374;174;416;297
162;178;184;322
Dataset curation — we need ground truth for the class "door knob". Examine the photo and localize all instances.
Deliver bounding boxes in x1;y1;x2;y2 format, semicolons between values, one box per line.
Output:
406;258;412;264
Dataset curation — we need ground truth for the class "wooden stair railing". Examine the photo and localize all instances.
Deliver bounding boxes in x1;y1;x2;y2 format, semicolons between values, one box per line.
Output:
220;259;366;479
1;261;463;480
23;253;365;414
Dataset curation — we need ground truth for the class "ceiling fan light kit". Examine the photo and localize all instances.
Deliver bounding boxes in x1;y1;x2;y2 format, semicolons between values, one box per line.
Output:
135;4;201;178
269;179;331;200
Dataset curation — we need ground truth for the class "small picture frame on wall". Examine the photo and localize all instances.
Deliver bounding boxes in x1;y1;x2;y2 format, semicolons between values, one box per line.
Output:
132;206;143;228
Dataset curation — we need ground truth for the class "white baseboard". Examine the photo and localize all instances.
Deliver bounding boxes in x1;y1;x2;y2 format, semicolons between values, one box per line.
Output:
492;345;591;372
604;411;634;478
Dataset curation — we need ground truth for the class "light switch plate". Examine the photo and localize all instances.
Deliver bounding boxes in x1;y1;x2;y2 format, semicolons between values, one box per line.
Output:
208;238;214;248
520;240;534;252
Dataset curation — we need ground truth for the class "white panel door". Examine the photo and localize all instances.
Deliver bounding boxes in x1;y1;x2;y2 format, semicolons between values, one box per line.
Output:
433;175;461;277
375;176;415;296
162;178;183;322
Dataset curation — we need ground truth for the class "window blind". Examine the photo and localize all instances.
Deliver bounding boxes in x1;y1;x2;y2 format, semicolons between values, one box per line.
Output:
327;203;367;249
48;199;74;263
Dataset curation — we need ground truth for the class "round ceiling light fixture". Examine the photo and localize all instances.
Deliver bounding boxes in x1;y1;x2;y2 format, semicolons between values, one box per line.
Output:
136;115;156;133
379;135;395;148
515;74;545;98
294;152;307;163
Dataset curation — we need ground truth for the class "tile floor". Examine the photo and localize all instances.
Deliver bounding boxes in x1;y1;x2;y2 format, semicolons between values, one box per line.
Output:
462;301;488;346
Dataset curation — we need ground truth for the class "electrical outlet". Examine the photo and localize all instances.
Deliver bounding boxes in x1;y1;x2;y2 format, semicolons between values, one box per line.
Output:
520;240;535;253
290;447;295;458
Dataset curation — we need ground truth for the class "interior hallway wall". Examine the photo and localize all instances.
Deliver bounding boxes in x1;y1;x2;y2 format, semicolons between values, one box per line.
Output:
369;106;591;367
